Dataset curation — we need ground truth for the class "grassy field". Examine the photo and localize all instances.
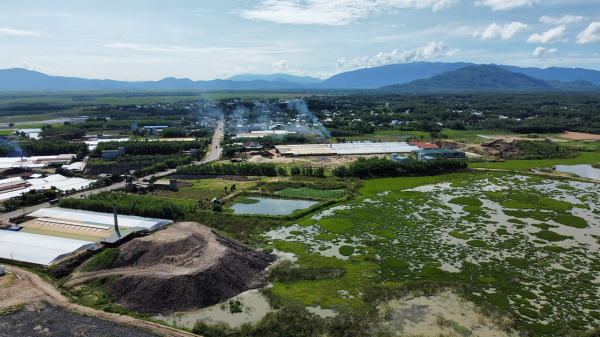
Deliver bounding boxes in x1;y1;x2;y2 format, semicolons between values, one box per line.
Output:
261;171;600;335
469;151;600;171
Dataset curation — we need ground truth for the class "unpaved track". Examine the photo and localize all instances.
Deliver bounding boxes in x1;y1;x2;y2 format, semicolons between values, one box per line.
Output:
2;266;199;337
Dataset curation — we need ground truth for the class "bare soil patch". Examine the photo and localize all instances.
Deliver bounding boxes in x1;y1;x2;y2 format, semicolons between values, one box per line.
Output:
559;132;600;141
67;222;275;314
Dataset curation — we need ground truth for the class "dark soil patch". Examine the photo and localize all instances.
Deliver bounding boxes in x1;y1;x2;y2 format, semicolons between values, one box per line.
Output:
0;301;157;337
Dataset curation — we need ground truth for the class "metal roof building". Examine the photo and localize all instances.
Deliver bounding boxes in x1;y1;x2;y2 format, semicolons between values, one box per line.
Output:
275;142;419;156
0;231;92;266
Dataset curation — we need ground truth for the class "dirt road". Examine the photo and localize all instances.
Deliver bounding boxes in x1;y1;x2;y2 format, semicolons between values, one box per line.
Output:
1;266;200;337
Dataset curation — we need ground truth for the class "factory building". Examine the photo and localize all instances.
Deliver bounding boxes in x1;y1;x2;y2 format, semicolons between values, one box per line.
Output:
275;142;420;156
0;207;172;266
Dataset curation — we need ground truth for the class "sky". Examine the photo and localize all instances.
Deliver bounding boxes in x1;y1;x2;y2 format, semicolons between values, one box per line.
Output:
1;0;599;81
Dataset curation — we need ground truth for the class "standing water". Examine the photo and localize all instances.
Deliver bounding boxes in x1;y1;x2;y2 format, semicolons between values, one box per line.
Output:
554;164;600;180
230;197;318;215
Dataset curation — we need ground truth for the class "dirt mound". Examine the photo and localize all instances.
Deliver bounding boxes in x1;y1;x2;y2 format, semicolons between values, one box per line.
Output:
434;140;458;150
74;223;275;314
481;139;523;158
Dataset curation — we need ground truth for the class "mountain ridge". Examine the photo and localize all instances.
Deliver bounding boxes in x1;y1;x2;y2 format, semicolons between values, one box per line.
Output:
1;62;600;90
379;65;598;92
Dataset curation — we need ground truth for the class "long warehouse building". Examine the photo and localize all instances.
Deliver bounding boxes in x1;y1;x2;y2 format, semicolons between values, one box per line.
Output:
0;207;172;266
275;142;420;156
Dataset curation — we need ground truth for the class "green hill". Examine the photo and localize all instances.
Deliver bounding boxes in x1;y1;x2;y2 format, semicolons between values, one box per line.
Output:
380;65;597;92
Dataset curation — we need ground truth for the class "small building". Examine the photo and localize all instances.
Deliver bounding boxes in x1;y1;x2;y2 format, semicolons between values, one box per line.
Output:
170;121;181;128
417;154;437;162
243;141;263;150
391;154;411;163
102;147;125;160
62;162;86;173
154;179;177;191
407;142;439;150
412;149;466;159
131;123;138;130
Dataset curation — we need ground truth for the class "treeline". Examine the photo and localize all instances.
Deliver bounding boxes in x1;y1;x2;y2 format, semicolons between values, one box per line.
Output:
91;140;206;157
177;162;278;176
133;155;194;177
60;192;188;220
224;134;311;148
332;157;467;179
177;162;326;177
29;140;89;156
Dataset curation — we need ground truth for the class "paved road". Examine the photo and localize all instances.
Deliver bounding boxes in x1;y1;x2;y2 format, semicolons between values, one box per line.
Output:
0;119;224;222
3;266;199;337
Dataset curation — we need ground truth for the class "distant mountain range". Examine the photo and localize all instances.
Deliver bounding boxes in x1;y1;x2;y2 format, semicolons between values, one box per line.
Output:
0;62;599;91
380;65;597;92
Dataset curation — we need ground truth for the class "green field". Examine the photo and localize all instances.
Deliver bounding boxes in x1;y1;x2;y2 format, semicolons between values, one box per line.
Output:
469;151;600;171
262;171;600;335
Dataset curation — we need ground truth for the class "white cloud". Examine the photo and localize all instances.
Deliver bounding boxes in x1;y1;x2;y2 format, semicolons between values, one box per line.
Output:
337;41;458;68
272;60;288;71
532;47;558;58
539;15;583;25
8;61;51;73
0;28;45;36
480;22;527;40
527;26;567;43
576;22;600;44
240;0;457;26
474;0;539;11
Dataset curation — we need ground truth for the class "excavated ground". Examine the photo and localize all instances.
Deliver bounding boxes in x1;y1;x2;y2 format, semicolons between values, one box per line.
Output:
66;222;275;314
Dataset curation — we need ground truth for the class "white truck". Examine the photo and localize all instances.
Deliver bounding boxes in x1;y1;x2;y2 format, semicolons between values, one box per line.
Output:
0;265;5;276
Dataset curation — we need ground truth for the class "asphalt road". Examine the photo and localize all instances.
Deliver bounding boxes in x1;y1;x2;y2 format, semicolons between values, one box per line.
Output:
0;120;224;222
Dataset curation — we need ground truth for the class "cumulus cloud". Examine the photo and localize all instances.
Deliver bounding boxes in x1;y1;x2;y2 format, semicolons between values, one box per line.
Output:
0;28;45;36
271;60;288;71
474;0;539;11
576;22;600;44
240;0;458;25
337;41;458;68
532;47;558;58
539;15;583;25
480;22;527;40
527;26;567;43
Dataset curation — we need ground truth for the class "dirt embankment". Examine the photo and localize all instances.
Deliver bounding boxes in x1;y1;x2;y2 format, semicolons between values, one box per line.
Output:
68;222;275;314
481;139;523;158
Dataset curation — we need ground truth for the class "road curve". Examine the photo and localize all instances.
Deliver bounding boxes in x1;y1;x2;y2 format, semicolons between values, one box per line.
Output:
4;266;200;337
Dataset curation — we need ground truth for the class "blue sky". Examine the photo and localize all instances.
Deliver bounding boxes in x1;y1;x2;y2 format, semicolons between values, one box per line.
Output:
1;0;599;81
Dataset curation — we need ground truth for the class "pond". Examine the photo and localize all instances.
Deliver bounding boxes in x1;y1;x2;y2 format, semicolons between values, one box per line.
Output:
230;197;318;215
554;164;600;180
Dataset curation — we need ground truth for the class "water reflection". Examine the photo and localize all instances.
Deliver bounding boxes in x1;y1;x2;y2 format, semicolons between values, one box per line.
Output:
230;197;318;215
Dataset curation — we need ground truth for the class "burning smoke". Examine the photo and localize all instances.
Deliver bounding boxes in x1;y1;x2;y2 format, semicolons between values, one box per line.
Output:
287;99;331;140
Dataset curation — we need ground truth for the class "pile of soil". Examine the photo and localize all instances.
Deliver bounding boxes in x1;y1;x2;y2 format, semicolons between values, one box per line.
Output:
481;140;523;158
74;222;275;314
434;140;459;150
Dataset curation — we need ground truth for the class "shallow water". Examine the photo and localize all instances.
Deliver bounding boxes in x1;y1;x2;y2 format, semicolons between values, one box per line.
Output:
230;197;318;215
154;288;272;329
555;164;600;180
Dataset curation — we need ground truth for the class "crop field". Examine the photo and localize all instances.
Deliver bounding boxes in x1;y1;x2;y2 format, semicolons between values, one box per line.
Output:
262;172;600;335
